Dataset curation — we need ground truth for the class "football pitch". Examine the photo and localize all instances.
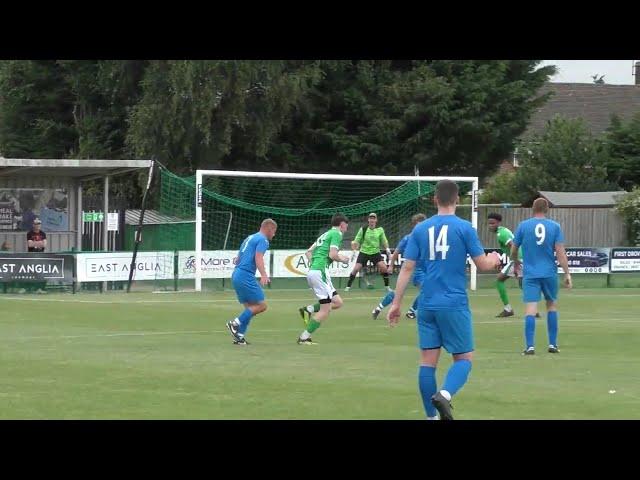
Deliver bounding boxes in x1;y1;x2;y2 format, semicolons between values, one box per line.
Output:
1;287;638;419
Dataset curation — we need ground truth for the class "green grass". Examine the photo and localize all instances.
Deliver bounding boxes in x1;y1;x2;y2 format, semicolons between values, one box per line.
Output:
0;287;639;419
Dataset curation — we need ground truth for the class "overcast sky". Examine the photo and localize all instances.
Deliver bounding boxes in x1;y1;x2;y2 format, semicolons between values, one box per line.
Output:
540;60;638;85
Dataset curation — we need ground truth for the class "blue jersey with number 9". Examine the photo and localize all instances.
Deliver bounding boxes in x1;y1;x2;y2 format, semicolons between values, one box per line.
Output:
513;218;564;279
404;214;484;311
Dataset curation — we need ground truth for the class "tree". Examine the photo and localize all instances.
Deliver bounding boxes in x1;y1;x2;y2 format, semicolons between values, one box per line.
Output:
615;186;640;246
1;60;557;180
267;60;556;176
481;116;617;204
126;60;324;174
479;170;520;204
606;113;640;190
58;60;147;159
0;61;77;158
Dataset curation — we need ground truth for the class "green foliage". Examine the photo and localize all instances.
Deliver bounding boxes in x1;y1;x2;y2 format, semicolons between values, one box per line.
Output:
0;61;77;157
482;116;617;204
0;60;557;203
606;113;640;190
615;186;640;246
126;60;324;174
479;170;519;203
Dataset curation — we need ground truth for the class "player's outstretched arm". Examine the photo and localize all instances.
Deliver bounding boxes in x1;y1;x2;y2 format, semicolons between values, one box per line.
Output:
510;243;521;267
349;241;360;262
329;247;350;264
351;227;362;256
472;251;502;272
387;260;415;327
255;252;270;286
388;249;401;274
305;242;316;262
381;231;392;260
555;243;572;289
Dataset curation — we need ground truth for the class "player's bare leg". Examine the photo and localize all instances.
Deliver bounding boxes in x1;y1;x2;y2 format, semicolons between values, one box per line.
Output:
377;260;391;292
346;262;363;291
300;300;340;325
298;300;335;345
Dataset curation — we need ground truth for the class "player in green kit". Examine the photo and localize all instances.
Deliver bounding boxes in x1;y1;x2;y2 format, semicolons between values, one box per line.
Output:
345;212;392;291
297;214;351;345
487;212;527;318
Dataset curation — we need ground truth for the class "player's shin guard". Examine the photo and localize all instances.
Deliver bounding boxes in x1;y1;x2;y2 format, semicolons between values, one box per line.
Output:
307;318;322;334
442;359;472;397
419;366;438;418
525;315;536;349
547;311;558;346
380;290;395;308
237;308;254;335
347;274;356;288
382;272;390;287
496;280;509;306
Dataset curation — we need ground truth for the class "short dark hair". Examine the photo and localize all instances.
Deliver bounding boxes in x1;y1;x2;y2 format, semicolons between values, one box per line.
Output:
435;180;459;207
532;198;549;214
331;213;349;226
411;213;426;226
488;212;502;222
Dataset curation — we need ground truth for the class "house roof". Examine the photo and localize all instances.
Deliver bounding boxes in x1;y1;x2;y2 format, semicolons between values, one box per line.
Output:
536;191;626;208
522;83;640;139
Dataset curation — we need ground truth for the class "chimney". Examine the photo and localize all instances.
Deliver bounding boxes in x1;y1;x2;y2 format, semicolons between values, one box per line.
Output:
636;61;640;85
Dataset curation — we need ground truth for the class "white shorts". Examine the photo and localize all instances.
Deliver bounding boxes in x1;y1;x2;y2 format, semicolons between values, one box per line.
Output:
501;260;522;278
307;269;336;302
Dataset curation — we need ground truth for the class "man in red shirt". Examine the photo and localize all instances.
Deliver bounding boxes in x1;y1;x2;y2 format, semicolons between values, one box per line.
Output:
26;218;47;293
27;218;47;252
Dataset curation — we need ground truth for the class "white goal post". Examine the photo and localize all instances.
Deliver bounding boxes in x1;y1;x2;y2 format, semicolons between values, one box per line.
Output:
194;170;479;292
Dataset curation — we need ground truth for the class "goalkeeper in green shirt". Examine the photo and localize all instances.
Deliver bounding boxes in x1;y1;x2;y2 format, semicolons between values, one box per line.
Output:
345;212;392;291
488;212;527;318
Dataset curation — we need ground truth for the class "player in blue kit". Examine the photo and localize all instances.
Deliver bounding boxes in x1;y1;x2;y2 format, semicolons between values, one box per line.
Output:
226;218;278;345
371;213;426;320
511;198;572;355
387;180;501;420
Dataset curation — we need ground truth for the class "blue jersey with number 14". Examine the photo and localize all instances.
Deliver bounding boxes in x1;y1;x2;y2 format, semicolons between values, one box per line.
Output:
404;215;484;311
513;217;564;279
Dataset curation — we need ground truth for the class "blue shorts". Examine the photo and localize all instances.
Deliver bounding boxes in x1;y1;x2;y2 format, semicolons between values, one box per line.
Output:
522;277;558;303
417;309;474;354
232;270;264;304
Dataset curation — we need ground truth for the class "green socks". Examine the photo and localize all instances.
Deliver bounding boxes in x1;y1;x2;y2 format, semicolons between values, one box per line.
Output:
497;280;509;306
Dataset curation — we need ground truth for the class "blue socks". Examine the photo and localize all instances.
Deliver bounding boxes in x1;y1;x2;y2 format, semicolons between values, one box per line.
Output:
547;311;558;346
418;366;438;417
237;308;254;335
525;315;536;349
410;296;419;312
442;359;473;396
380;290;395;308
